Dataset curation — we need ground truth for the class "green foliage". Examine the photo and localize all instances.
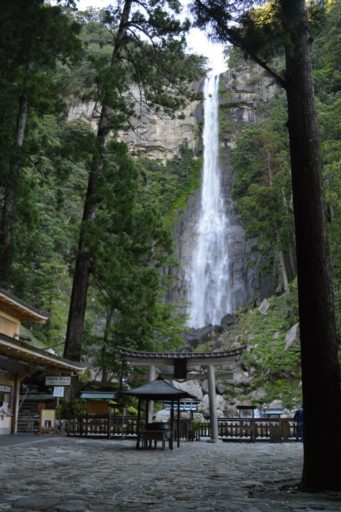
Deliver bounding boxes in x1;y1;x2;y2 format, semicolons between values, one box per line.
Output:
230;98;294;285
312;1;341;335
228;1;341;308
136;143;202;225
81;140;188;378
0;2;204;364
216;282;301;408
56;398;86;418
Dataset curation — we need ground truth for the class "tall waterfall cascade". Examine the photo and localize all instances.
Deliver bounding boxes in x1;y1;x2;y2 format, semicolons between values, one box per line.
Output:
185;75;235;328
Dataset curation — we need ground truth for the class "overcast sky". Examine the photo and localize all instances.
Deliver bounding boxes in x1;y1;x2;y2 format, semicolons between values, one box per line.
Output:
76;0;227;75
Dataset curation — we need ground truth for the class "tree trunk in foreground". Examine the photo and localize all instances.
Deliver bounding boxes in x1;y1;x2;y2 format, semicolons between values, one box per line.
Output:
0;95;28;282
64;0;133;360
282;0;341;490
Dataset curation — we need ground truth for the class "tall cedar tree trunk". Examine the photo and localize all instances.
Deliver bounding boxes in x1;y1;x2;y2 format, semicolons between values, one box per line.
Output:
64;0;133;360
0;95;28;282
282;0;341;490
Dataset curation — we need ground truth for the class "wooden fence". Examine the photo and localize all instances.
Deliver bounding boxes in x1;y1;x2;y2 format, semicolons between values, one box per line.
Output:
65;415;297;442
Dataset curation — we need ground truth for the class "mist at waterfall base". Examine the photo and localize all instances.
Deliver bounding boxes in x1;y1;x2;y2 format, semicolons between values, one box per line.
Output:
185;75;235;329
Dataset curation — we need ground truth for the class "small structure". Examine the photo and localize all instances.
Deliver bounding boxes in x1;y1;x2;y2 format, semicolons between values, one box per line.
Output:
121;378;195;450
237;405;257;418
0;288;85;435
263;407;285;443
79;391;117;415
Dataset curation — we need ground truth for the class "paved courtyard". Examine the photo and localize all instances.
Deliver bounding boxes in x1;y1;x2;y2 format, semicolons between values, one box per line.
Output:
0;436;340;512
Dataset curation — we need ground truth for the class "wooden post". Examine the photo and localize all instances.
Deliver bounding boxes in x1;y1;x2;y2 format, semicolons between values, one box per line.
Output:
177;399;180;447
136;399;141;449
207;363;219;442
11;372;21;434
170;400;174;450
147;365;156;423
107;406;111;439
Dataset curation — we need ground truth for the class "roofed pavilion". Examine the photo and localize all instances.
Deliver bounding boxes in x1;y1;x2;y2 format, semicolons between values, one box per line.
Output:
121;377;196;449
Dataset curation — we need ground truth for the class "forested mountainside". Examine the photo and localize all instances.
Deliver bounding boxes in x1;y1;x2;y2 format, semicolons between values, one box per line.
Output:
0;1;340;393
225;0;341;334
0;2;205;368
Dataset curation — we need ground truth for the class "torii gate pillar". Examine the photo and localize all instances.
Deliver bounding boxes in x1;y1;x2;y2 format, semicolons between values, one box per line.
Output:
207;363;219;442
148;365;156;422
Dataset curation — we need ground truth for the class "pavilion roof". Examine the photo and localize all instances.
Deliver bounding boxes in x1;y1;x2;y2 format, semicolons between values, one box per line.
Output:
120;378;196;401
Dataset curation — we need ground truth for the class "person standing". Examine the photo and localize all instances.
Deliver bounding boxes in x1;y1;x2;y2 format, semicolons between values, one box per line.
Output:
294;407;304;441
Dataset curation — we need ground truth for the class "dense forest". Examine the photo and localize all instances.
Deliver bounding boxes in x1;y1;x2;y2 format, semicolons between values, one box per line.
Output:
0;1;205;371
0;1;340;383
229;1;341;332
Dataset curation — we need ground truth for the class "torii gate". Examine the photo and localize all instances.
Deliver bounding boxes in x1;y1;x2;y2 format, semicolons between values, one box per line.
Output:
119;347;245;442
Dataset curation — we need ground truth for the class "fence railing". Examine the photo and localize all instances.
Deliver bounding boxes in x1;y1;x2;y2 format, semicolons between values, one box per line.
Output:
65;415;297;442
65;415;139;438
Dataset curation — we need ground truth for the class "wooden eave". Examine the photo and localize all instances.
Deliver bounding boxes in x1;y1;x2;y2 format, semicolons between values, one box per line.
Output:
0;289;49;324
0;333;85;373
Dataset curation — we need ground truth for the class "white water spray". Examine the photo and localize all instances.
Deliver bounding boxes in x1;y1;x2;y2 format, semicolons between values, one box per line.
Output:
186;75;233;328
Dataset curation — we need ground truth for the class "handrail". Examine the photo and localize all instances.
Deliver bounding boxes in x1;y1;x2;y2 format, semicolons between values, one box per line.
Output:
64;415;298;442
18;385;31;411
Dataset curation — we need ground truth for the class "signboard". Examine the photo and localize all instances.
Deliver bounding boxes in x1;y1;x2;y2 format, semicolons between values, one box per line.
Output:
0;385;11;393
45;376;71;386
53;386;65;398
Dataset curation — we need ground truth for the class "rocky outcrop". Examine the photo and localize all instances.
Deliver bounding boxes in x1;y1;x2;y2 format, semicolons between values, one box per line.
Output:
259;299;271;316
284;322;300;349
67;85;201;160
217;65;278;305
119;88;201;160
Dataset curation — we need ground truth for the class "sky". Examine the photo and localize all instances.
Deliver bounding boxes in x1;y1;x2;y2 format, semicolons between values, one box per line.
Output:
76;0;227;75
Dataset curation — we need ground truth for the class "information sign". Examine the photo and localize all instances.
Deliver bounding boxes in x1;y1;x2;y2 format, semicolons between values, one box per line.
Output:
53;386;65;397
0;385;11;393
45;376;71;386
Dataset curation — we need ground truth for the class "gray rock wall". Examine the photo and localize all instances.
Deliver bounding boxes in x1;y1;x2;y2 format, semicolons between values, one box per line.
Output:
170;64;279;314
67;85;201;161
68;65;279;312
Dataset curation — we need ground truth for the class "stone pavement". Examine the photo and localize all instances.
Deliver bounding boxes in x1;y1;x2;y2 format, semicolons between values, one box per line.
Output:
0;436;340;512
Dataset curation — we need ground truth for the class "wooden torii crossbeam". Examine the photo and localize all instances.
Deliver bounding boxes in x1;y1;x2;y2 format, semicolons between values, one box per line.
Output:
119;346;245;442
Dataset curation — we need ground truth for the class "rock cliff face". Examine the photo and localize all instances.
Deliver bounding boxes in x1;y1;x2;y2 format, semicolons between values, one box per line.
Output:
170;63;278;314
218;64;278;304
118;86;201;160
68;64;278;312
68;85;201;160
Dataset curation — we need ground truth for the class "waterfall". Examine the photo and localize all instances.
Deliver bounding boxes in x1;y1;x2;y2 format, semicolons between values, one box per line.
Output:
186;75;233;328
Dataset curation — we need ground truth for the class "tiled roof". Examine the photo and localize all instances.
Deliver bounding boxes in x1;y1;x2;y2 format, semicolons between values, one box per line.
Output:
119;346;245;361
